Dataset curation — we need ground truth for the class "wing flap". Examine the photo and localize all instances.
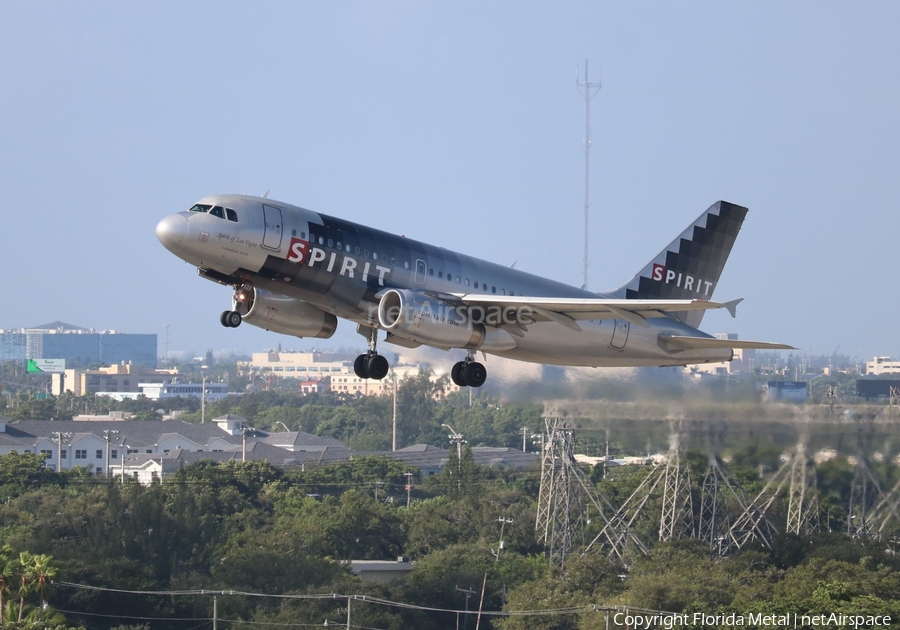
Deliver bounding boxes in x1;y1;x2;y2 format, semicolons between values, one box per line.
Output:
450;294;728;326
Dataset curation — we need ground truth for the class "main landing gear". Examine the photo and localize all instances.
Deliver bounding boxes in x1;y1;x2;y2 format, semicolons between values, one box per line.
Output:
354;325;390;380
450;354;487;388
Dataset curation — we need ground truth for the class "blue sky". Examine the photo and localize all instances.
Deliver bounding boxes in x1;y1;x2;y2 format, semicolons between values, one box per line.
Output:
2;2;898;362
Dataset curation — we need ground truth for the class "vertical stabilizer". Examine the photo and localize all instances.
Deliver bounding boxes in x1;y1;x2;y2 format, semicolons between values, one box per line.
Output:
611;201;747;328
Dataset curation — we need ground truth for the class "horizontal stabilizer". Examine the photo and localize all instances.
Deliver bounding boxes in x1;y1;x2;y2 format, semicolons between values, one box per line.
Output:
660;335;795;351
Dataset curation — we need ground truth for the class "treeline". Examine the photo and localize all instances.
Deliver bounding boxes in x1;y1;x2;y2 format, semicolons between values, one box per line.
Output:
0;372;544;452
0;448;899;629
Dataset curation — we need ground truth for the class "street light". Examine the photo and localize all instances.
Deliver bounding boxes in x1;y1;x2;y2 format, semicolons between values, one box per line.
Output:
441;423;466;460
441;423;467;491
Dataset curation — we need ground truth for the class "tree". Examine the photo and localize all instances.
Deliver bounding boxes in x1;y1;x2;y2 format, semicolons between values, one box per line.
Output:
0;545;12;626
3;552;56;623
32;553;57;621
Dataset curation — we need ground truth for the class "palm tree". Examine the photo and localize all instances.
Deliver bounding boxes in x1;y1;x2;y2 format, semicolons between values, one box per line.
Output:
0;545;13;625
31;553;57;621
15;551;35;623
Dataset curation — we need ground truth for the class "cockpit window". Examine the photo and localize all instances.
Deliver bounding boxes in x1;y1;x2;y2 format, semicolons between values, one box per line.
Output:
209;206;225;219
226;208;238;222
189;204;212;213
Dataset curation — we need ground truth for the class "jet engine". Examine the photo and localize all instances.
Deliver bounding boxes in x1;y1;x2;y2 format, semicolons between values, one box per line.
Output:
378;289;483;349
234;287;337;339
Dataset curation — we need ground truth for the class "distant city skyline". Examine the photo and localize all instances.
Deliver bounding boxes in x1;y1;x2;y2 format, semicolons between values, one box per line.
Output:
3;3;899;361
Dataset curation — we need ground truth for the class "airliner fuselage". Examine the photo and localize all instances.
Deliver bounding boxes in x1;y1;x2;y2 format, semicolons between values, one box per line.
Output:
157;194;789;386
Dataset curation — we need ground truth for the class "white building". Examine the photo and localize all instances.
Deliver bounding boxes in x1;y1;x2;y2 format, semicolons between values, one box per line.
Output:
0;416;246;475
238;351;346;379
866;356;900;375
689;333;756;375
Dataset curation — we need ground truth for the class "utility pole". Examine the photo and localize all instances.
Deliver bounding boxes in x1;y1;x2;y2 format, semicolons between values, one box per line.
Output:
102;429;119;478
241;425;255;462
51;432;71;474
405;472;414;507
494;516;514;562
120;440;128;482
576;59;601;289
442;423;466;491
201;375;206;423
455;586;477;630
521;426;529;453
392;371;398;451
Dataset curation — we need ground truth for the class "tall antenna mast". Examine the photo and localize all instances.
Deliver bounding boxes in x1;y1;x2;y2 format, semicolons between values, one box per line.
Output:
576;59;601;290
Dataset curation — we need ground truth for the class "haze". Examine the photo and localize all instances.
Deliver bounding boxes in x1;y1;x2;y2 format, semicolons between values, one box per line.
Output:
2;2;898;361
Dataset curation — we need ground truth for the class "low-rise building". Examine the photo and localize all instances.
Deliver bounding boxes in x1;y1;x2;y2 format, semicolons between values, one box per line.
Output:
52;363;178;396
689;334;756;375
866;356;900;375
0;414;537;483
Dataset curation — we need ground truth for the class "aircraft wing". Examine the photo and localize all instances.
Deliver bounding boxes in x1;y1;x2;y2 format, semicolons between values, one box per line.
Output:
446;293;735;331
659;335;795;351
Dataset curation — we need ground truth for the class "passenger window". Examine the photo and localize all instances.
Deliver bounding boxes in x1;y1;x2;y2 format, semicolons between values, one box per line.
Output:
404;261;409;269
327;239;333;248
363;249;369;258
474;281;479;289
373;252;378;260
226;208;238;222
492;286;496;294
301;232;307;239
209;206;225;219
465;279;470;286
188;204;211;213
346;244;351;252
319;236;324;245
456;276;461;284
429;268;434;276
337;241;342;249
501;289;506;295
355;247;361;255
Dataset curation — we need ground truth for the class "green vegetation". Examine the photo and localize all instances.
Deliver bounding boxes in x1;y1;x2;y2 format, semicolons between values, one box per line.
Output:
0;443;895;629
2;361;900;628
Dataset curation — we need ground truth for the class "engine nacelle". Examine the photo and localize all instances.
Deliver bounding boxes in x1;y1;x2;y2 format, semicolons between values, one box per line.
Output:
234;287;337;339
378;289;500;350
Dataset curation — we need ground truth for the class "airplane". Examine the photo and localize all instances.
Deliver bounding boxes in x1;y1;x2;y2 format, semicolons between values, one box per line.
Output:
156;196;792;387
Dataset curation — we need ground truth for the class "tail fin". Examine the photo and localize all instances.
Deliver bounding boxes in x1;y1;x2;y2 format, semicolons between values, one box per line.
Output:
611;201;747;328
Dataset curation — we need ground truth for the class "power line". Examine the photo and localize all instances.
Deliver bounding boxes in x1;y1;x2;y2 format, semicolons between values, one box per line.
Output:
54;581;677;619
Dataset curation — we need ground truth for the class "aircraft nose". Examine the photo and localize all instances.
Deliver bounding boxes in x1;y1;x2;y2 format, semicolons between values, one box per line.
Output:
155;214;188;252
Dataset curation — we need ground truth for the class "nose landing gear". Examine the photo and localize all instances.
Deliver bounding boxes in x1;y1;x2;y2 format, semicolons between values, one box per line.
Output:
220;284;253;328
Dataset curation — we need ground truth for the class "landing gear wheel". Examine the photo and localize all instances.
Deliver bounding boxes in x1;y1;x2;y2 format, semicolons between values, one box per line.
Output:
463;361;487;388
221;310;242;328
353;354;369;379
366;354;390;380
225;310;242;328
451;361;466;387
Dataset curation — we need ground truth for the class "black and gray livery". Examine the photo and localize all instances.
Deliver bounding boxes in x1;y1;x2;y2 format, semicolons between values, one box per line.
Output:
156;196;790;387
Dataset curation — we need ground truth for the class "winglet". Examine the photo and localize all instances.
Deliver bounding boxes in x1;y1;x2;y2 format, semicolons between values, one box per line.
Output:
723;298;744;318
